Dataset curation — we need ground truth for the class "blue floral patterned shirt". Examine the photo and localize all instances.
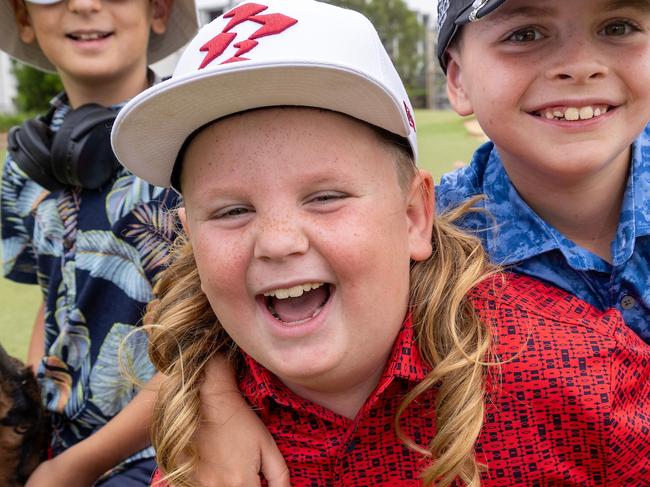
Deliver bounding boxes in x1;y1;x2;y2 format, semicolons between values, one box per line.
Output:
437;127;650;344
0;94;179;465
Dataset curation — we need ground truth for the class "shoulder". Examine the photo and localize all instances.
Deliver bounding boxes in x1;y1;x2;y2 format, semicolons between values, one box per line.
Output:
471;273;639;353
436;141;494;212
106;168;181;214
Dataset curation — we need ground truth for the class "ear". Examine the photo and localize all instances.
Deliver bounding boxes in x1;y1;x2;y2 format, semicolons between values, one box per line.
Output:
11;0;36;45
406;169;435;262
150;0;174;35
177;206;191;238
445;49;474;117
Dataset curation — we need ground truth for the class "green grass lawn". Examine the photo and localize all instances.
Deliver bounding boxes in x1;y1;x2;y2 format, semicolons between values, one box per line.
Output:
414;110;484;180
0;110;483;361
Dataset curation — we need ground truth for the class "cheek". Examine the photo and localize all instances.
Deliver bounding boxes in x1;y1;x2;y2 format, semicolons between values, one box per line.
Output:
192;231;250;298
325;208;410;282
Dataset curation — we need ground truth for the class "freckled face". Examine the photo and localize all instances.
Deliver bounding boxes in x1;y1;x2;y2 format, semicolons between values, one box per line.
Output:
179;108;431;403
446;0;650;186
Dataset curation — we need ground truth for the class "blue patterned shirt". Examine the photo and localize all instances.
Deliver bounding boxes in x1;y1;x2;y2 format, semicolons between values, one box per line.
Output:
437;127;650;344
1;94;179;466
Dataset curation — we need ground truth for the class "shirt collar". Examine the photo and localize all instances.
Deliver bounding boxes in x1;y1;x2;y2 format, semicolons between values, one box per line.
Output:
239;316;430;417
476;128;650;269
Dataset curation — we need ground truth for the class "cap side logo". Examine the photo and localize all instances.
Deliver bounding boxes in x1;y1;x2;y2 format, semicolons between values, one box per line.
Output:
404;102;416;131
199;3;298;69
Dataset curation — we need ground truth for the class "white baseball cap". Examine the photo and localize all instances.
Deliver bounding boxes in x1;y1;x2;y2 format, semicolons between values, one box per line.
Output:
111;0;419;189
0;0;199;72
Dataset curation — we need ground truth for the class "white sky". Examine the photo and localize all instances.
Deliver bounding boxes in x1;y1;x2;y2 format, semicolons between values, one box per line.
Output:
405;0;437;17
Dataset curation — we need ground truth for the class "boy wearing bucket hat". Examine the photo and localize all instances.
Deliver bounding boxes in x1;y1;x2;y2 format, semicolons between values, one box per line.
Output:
0;0;203;485
112;1;650;485
436;0;650;344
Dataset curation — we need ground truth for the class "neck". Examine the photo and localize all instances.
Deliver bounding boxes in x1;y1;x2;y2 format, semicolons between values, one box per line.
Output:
283;362;387;420
59;68;150;109
500;149;631;263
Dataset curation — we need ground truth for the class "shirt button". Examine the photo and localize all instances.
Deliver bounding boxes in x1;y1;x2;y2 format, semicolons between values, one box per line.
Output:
621;295;636;310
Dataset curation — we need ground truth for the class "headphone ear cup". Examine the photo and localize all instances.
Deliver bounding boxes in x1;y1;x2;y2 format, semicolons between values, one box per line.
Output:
7;119;64;192
50;104;119;189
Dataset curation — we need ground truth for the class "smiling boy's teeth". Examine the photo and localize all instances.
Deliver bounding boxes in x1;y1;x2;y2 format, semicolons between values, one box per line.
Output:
264;283;323;299
541;105;609;121
75;33;104;40
579;106;594;120
564;107;580;121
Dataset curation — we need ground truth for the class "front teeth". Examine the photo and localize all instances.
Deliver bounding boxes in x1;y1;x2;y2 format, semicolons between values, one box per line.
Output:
541;105;608;121
264;283;323;300
73;33;106;40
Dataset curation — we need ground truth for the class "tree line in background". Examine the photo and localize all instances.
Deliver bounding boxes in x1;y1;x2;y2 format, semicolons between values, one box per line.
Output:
10;0;425;115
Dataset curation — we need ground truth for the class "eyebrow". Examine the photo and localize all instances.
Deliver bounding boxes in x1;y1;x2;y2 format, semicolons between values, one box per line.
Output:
487;5;556;22
604;0;650;12
489;0;650;22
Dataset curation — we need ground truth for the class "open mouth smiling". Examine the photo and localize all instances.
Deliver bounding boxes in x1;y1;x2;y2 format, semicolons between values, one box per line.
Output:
262;283;332;325
530;104;614;121
66;31;113;41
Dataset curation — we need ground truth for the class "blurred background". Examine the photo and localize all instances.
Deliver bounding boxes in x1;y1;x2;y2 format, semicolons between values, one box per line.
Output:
0;0;485;360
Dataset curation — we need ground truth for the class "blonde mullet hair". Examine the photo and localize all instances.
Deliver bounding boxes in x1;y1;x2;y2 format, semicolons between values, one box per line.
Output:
399;199;495;486
148;236;237;487
390;141;495;486
149;131;496;486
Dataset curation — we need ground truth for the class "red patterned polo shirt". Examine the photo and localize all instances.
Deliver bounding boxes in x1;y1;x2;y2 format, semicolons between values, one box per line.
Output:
153;274;650;486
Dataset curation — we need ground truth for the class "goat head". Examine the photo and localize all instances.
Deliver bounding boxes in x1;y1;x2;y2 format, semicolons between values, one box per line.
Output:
0;344;50;487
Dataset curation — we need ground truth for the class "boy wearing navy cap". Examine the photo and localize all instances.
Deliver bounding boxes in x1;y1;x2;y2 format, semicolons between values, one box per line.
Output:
437;0;650;343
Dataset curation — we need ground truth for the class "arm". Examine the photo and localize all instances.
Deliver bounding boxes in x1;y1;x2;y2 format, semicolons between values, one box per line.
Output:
191;355;290;487
26;373;163;487
26;302;45;370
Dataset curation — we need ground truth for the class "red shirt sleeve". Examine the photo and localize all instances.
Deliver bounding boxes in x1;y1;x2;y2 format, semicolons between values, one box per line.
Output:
150;469;167;487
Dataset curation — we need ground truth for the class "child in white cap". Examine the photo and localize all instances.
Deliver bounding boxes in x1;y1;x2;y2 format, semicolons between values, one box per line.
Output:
112;1;650;485
0;0;203;485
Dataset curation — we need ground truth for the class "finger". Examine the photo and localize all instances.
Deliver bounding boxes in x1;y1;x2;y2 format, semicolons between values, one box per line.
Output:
260;437;290;487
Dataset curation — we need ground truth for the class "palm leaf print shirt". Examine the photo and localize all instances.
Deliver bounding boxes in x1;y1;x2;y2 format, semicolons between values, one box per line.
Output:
1;93;180;466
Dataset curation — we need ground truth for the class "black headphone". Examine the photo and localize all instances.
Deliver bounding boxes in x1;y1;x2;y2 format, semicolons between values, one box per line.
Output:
7;101;120;192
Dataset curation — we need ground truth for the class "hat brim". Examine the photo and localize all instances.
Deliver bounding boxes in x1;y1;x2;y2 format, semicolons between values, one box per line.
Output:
0;0;198;72
112;61;413;188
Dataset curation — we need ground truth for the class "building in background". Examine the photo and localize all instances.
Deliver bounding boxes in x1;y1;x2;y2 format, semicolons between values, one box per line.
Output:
0;53;17;114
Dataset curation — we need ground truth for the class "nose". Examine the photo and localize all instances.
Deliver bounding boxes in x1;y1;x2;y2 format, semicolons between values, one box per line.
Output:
253;214;309;261
545;37;609;83
67;0;101;14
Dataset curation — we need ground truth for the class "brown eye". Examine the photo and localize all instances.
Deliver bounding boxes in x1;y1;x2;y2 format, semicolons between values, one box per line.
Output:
14;424;30;434
508;28;542;42
600;20;638;37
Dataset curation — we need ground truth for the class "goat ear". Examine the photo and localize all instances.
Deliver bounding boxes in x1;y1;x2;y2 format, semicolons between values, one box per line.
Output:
0;343;19;375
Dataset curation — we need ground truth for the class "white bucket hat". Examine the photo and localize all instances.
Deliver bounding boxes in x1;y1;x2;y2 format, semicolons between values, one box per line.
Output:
0;0;199;72
112;0;418;189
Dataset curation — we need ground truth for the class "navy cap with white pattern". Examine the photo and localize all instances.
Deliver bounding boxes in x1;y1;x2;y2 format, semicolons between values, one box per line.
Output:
436;0;508;72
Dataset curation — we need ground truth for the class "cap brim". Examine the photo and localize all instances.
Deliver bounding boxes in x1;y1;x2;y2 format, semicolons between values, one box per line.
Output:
454;0;507;25
112;61;412;188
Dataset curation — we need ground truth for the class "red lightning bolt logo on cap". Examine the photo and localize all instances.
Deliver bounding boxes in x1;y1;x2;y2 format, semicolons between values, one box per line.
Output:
199;3;298;69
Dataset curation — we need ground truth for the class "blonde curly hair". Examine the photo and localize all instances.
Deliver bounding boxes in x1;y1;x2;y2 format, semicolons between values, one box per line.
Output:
147;127;496;487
